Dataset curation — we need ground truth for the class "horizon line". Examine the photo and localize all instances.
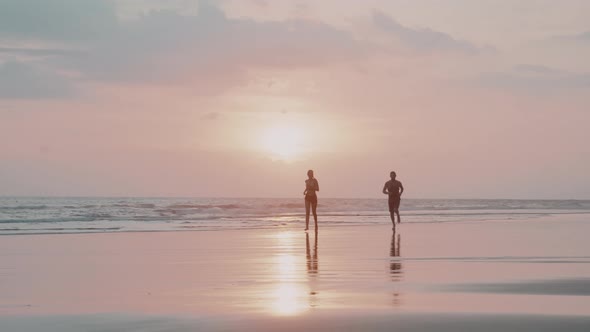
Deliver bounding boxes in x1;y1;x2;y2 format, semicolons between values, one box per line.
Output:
0;195;588;201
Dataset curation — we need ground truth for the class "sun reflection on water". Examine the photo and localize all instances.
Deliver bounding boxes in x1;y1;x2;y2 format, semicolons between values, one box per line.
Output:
272;283;306;316
270;232;308;316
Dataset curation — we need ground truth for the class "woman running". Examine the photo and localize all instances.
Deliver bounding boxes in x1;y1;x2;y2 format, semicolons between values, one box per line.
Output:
304;169;319;231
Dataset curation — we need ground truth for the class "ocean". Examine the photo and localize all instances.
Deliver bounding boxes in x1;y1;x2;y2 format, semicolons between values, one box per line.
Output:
1;197;589;235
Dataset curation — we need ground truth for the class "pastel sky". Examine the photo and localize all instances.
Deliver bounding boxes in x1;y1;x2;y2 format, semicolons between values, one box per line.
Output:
1;0;589;198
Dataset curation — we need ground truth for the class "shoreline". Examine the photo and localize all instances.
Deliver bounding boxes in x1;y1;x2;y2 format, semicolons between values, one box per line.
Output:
1;211;589;237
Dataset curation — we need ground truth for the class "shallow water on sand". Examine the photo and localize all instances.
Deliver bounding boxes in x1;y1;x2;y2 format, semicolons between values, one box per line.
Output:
0;214;589;331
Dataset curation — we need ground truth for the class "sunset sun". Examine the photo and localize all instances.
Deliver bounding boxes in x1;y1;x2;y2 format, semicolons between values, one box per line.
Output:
261;124;306;161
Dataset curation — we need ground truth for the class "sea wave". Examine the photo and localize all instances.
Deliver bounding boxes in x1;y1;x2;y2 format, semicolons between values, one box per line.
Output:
165;203;243;209
2;197;590;235
0;217;101;224
0;205;47;211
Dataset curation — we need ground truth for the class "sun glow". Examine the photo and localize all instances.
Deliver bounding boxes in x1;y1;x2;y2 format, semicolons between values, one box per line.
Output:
261;124;306;161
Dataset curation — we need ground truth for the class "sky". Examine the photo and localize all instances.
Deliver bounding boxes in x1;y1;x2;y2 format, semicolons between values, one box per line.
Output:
0;0;589;199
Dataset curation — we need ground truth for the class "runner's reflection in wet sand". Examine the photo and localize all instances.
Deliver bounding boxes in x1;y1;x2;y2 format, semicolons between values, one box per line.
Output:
306;231;319;308
390;231;403;306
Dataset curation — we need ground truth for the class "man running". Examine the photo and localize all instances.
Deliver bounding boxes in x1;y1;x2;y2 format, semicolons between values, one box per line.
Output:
382;171;404;229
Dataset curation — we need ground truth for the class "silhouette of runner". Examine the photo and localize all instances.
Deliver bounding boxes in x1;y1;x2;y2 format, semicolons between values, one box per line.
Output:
383;171;404;229
304;170;319;231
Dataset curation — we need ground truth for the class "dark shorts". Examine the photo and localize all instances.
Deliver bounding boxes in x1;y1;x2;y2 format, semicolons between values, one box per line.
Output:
305;194;317;206
388;195;400;212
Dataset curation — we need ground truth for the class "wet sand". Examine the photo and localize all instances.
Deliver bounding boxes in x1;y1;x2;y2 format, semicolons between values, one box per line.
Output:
1;214;590;331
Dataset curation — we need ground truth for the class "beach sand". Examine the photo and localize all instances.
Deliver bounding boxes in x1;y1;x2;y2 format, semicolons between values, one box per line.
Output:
1;214;590;331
